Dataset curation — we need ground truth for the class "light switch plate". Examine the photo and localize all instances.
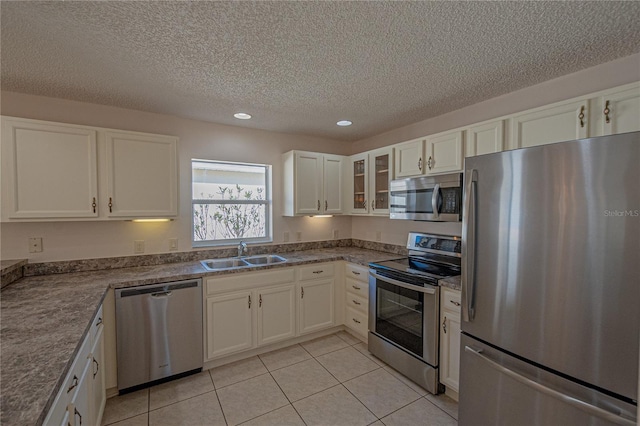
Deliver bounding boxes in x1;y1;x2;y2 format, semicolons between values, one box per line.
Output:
169;238;178;251
296;231;302;242
332;229;339;239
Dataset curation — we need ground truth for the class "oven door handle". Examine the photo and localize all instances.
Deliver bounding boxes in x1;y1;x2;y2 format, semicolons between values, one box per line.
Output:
369;271;436;295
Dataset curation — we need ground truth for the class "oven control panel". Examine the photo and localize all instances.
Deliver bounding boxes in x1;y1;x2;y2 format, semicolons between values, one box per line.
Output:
408;233;461;255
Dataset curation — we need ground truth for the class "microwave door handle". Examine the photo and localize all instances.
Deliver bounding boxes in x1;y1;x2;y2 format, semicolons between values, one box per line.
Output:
431;184;441;219
462;169;477;322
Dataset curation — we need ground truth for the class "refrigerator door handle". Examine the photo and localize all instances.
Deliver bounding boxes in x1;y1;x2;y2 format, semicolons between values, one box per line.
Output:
464;346;636;426
462;169;477;321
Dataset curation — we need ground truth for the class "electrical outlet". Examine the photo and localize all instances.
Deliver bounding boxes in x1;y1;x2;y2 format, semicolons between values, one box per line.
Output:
28;237;43;253
376;231;382;242
332;229;339;239
134;240;145;254
169;238;178;251
283;232;290;242
296;231;302;242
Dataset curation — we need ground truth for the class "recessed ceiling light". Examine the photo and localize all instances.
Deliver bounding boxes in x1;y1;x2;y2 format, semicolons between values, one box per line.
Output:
336;120;352;127
234;112;252;120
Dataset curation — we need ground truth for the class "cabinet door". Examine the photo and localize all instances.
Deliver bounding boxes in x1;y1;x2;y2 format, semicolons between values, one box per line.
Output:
298;279;335;335
294;152;323;215
105;131;178;217
600;85;640;136
394;138;425;178
369;148;392;215
510;99;588;149
466;120;504;157
349;153;369;214
425;131;464;174
90;326;106;426
257;284;296;346
206;291;254;359
323;155;344;214
69;359;91;426
1;118;98;219
440;312;461;393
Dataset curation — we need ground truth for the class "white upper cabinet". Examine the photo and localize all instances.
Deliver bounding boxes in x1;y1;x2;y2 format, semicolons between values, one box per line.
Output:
465;120;505;157
597;83;640;136
425;130;464;174
509;99;589;149
1;117;98;219
1;116;179;221
282;150;345;216
105;131;178;217
347;147;393;216
323;154;344;214
394;138;425;178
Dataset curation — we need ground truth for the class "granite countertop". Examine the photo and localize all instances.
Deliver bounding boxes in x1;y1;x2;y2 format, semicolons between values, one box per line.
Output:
439;275;461;291
0;247;399;426
0;259;27;289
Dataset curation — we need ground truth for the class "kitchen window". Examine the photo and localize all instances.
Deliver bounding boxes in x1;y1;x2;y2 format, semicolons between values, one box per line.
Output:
192;159;272;246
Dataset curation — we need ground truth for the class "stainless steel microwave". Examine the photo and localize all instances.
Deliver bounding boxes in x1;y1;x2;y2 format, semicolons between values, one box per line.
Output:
389;172;462;221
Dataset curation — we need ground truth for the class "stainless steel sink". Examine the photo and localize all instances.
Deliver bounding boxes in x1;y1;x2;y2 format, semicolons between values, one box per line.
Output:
243;255;287;265
200;258;249;270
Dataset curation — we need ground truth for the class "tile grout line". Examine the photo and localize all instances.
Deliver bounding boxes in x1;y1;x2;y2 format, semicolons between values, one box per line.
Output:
422;395;458;421
209;368;230;426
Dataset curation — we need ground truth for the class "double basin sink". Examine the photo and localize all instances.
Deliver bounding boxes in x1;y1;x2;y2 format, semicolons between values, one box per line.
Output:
201;255;287;271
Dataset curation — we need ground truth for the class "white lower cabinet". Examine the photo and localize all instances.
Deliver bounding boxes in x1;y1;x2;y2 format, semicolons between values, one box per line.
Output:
440;288;461;399
206;290;255;359
344;263;369;338
298;263;335;335
257;284;296;346
44;305;105;426
204;265;337;361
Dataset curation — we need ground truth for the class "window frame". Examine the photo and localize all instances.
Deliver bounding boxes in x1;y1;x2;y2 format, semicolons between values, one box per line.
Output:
191;159;273;247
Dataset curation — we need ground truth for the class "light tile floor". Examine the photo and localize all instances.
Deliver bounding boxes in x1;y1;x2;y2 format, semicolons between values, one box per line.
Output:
102;331;458;426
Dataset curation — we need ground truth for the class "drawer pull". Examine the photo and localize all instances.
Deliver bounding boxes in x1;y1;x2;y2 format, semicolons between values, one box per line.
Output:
352;318;361;324
351;271;361;275
352;285;361;290
312;270;323;274
442;317;447;334
74;407;83;425
67;375;79;393
450;300;461;307
95;317;103;327
93;358;99;378
352;299;361;305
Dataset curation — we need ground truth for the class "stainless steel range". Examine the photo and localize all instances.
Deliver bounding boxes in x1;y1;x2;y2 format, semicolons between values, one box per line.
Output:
368;232;461;394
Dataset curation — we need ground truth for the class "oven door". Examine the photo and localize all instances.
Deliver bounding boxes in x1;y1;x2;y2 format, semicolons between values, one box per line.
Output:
368;270;439;367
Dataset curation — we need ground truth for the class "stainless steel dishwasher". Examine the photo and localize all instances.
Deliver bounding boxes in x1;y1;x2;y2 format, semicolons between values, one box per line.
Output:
115;279;203;393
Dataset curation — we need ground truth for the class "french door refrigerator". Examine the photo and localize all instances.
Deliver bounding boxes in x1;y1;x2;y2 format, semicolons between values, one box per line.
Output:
459;132;639;425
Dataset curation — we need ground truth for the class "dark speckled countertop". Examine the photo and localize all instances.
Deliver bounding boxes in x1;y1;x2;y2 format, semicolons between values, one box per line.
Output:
0;247;400;426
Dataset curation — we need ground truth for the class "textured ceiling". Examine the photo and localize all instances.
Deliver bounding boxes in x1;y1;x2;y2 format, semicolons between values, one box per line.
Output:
1;2;639;141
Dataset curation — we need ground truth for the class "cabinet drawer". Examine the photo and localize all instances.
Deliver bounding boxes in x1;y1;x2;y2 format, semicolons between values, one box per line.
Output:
299;263;335;281
346;292;368;315
442;288;461;314
90;305;104;344
345;263;368;282
346;277;369;299
345;307;368;336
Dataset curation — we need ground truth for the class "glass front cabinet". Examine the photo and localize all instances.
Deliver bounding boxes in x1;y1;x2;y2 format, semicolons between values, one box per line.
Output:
349;147;393;215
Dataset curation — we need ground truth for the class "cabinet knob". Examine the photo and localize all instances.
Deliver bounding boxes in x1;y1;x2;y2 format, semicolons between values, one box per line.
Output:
67;375;79;393
91;197;97;213
352;285;361;290
371;200;375;210
427;156;433;170
450;300;461;307
108;197;113;213
325;200;328;211
442;316;447;334
312;270;323;274
96;317;103;327
248;295;251;309
74;407;83;426
351;271;361;276
352;299;361;305
259;294;262;307
301;287;304;298
578;105;585;128
93;358;99;379
352;318;361;324
418;158;422;171
604;100;611;124
317;200;320;211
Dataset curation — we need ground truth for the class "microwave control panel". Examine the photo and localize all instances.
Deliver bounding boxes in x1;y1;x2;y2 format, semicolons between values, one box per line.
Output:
441;188;460;214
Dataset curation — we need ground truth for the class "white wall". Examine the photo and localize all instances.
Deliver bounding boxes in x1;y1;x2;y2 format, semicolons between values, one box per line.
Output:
349;53;639;244
0;92;353;261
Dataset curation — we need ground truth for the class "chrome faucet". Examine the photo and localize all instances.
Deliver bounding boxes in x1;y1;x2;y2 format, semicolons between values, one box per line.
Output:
237;241;247;258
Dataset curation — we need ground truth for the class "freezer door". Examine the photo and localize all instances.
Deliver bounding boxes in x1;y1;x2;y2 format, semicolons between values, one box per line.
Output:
461;132;640;401
459;334;637;426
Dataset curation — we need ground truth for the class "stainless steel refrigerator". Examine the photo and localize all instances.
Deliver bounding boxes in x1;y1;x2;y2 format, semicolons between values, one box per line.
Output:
459;132;639;425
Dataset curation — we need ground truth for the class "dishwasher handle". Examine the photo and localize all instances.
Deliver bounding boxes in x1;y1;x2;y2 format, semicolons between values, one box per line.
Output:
151;291;172;298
